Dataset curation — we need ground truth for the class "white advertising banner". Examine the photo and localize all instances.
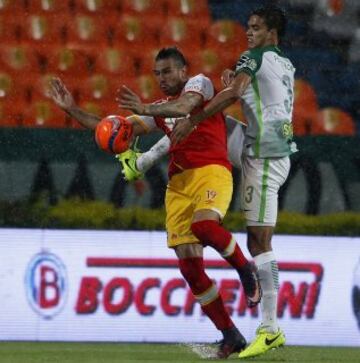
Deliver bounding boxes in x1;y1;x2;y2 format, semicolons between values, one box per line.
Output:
0;228;360;346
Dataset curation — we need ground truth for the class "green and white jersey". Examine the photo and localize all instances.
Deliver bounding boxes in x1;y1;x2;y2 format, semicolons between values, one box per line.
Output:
235;45;298;158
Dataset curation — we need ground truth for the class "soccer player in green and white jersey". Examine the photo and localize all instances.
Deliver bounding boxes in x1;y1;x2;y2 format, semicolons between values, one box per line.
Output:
118;5;296;359
170;5;296;358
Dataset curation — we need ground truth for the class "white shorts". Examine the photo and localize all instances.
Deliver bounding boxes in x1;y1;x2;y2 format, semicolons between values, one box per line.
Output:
240;156;290;226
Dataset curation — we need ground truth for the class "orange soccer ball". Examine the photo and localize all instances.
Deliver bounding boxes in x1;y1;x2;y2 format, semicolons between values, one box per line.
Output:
95;115;133;154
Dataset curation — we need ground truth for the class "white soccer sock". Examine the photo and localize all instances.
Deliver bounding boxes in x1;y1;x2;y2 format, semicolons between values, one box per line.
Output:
136;136;170;173
254;251;279;334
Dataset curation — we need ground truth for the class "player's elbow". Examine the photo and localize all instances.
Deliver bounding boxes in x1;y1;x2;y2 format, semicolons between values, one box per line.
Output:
132;122;148;136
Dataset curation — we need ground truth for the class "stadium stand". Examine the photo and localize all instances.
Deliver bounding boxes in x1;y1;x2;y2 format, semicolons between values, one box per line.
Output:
71;0;121;14
348;27;360;63
27;0;71;13
22;99;67;127
206;19;247;66
292;78;319;136
159;17;204;53
16;14;67;44
65;14;111;46
87;46;137;77
312;107;356;135
165;0;210;18
121;0;166;17
0;0;358;133
312;0;360;41
1;44;43;73
112;14;161;54
0;0;27;14
45;46;90;77
0;72;15;101
223;103;245;123
133;73;162;101
189;48;228;86
0;99;24;126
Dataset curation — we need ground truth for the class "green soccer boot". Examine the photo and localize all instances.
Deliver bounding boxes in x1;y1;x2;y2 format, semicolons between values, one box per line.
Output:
115;149;144;182
238;326;285;359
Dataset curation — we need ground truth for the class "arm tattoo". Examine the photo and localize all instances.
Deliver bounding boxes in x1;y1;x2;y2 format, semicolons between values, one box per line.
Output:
145;92;203;117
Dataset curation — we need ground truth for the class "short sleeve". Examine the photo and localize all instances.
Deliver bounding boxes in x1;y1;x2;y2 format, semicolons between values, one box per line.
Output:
235;49;263;79
127;114;157;133
183;74;214;101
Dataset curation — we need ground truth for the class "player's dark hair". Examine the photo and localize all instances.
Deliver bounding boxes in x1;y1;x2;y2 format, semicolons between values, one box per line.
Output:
155;47;188;67
252;5;287;39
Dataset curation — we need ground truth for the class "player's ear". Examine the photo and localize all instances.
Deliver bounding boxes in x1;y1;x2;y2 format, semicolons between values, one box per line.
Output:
181;65;188;79
268;28;277;42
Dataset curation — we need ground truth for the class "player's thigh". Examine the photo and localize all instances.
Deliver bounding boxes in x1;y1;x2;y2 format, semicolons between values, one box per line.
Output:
241;156;290;226
165;175;199;247
192;164;233;219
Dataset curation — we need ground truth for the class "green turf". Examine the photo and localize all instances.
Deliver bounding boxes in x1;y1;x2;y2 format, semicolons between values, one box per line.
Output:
0;342;359;363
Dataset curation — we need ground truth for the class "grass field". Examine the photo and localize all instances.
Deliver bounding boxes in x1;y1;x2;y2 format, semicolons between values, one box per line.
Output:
0;342;360;363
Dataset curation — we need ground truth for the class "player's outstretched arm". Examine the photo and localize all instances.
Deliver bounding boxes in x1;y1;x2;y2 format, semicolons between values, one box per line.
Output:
49;77;101;130
117;85;203;118
171;72;252;144
194;72;252;124
50;78;151;136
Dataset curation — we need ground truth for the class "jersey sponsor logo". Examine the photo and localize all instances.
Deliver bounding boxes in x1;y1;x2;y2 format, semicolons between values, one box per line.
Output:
186;83;202;93
282;122;293;138
185;75;211;99
75;258;323;319
25;252;68;319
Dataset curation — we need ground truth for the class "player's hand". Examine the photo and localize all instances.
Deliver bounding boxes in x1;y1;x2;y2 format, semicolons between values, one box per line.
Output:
171;117;195;144
117;85;145;115
221;69;235;88
49;77;76;111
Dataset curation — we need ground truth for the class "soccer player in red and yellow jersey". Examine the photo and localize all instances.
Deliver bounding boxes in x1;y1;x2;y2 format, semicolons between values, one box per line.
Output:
50;47;261;359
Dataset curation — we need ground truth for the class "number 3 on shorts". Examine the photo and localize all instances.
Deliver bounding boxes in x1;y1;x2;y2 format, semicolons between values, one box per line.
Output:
245;185;254;204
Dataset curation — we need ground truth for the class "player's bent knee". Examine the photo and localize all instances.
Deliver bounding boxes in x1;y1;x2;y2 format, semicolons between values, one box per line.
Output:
174;243;203;259
191;220;219;243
